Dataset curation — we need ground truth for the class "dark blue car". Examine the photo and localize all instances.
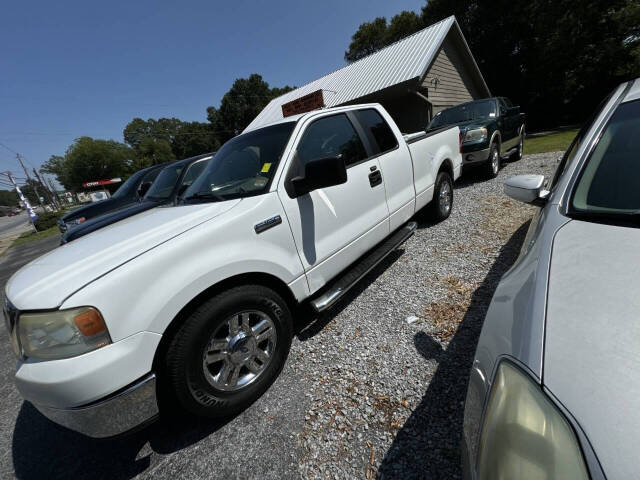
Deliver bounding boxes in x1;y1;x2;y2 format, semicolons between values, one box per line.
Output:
61;153;214;244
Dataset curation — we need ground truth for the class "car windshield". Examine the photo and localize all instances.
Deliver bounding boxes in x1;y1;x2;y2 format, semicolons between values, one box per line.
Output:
111;170;144;199
183;122;296;202
145;163;185;201
571;99;640;217
428;99;497;129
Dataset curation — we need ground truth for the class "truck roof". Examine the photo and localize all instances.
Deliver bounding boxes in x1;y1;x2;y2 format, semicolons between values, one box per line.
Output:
244;103;384;132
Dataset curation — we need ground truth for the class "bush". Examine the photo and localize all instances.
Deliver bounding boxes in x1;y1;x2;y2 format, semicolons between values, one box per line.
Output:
34;211;63;231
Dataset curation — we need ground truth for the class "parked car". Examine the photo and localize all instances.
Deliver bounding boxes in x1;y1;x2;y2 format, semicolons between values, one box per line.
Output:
461;78;640;479
4;103;461;437
57;163;166;233
7;210;20;217
427;97;525;178
60;153;214;244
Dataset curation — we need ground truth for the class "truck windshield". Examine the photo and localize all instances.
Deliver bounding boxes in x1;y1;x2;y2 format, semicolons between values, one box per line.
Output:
183;122;296;203
570;99;640;222
428;99;497;129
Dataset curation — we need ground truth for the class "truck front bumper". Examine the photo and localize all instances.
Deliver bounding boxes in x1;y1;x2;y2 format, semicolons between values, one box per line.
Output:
462;145;492;165
32;373;158;438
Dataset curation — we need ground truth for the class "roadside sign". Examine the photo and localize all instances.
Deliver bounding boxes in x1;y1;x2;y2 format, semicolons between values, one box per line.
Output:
281;90;325;117
82;178;122;188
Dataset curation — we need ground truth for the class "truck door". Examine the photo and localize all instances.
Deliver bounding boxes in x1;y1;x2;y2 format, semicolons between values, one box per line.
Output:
278;112;390;294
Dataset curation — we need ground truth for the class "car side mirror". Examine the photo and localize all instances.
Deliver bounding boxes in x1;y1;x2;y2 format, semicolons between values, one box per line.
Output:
504;175;549;206
290;155;347;198
138;182;152;197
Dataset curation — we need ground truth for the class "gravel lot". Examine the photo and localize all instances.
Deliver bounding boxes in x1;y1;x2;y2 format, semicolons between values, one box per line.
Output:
1;152;559;480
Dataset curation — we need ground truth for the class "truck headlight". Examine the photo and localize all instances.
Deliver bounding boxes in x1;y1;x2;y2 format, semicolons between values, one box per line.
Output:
477;361;589;479
17;307;111;360
463;127;487;143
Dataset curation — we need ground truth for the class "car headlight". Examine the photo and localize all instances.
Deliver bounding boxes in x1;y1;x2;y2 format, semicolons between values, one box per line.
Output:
463;127;487;143
17;307;111;360
476;360;589;479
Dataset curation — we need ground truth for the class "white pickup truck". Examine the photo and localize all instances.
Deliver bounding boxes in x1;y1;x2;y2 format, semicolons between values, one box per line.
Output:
4;104;461;437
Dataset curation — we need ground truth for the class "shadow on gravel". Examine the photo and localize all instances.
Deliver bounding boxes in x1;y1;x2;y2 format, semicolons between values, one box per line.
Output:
377;220;531;479
12;402;235;480
295;249;404;341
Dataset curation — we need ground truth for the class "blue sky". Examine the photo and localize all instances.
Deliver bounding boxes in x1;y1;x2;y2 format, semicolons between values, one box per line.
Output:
0;0;424;176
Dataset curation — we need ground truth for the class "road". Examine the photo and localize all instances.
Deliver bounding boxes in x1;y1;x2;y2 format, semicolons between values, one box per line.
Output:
0;212;30;236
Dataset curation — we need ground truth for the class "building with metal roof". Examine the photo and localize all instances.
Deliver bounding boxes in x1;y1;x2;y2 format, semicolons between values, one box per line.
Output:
245;16;490;133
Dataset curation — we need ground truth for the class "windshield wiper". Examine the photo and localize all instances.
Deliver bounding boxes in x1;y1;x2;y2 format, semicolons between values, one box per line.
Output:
184;192;226;203
569;209;640;226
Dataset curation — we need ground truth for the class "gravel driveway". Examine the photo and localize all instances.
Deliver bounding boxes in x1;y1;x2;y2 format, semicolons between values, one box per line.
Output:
2;152;559;480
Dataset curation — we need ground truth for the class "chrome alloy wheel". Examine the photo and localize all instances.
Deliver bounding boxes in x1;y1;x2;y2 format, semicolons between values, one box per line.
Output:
202;310;277;392
491;149;500;174
439;181;452;215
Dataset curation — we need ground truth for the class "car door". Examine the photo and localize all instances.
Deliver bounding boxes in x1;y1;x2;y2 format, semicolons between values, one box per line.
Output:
278;112;390;294
499;98;519;148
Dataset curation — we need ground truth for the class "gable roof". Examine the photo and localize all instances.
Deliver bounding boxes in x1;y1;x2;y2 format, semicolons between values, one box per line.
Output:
244;16;488;132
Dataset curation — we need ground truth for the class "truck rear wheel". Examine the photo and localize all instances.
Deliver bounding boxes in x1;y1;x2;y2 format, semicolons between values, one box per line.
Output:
164;285;293;418
430;171;453;222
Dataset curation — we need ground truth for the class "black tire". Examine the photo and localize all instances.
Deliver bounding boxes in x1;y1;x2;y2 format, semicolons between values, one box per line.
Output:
163;285;293;418
485;142;500;178
430;171;454;222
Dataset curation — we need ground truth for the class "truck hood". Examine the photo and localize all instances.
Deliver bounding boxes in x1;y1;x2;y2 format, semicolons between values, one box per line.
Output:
6;200;241;310
544;219;640;479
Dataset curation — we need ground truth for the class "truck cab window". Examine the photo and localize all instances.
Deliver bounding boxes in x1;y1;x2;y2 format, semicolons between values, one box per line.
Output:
296;114;367;168
354;109;398;154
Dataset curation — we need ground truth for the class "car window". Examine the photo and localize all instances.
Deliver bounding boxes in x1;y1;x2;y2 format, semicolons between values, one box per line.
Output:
180;158;210;190
111;169;146;199
571;99;640;213
354;109;398;154
296;114;367;168
145;164;184;200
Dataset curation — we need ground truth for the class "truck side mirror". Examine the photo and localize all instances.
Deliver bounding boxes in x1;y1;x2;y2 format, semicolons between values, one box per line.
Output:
290;155;347;198
504;174;549;206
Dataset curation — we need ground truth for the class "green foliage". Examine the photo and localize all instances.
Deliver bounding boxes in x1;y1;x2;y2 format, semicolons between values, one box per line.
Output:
34;211;63;231
0;190;19;207
207;74;295;144
12;225;60;247
525;129;578;155
42;137;133;191
344;12;424;62
345;1;640;129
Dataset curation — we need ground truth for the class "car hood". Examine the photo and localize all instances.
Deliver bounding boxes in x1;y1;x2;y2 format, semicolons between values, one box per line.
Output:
62;200;161;243
544;219;640;479
6;200;241;310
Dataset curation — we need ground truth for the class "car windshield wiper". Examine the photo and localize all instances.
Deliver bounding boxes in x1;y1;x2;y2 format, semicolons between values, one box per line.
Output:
569;209;640;226
183;192;226;202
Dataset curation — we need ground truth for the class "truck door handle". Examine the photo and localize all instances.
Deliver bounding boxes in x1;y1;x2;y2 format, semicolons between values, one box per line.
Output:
369;170;382;187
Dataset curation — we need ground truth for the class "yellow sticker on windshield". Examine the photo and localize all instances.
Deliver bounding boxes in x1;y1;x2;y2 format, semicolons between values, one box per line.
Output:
261;163;272;173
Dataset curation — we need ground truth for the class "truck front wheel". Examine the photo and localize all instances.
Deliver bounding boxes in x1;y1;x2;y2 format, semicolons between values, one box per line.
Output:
164;285;293;418
486;142;500;178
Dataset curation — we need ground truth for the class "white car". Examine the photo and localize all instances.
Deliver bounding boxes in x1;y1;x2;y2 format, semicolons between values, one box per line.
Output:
4;103;461;437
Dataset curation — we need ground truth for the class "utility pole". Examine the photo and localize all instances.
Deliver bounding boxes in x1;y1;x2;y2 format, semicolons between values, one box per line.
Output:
16;154;43;208
43;175;61;207
33;168;57;209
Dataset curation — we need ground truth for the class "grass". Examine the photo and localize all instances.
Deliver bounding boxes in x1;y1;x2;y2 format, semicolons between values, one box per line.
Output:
524;129;578;155
11;225;60;247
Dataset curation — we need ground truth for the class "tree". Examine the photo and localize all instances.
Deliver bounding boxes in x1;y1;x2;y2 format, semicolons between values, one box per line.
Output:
345;1;640;128
0;190;18;207
344;12;424;62
207;74;294;144
123;117;217;161
42;137;133;191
